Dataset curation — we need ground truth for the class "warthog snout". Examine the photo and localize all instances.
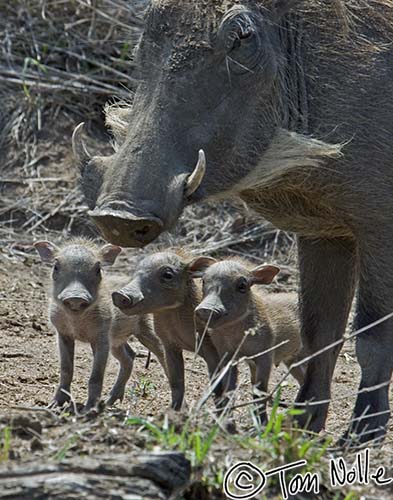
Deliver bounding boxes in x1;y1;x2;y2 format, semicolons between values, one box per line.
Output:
73;123;207;247
89;207;164;248
59;293;92;312
196;307;223;323
112;289;144;311
112;291;132;309
195;298;227;326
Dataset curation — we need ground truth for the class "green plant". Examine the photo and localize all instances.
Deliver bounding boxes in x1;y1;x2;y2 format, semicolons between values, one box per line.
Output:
55;435;78;461
0;427;12;462
22;57;48;99
258;388;332;468
130;376;157;399
126;416;219;467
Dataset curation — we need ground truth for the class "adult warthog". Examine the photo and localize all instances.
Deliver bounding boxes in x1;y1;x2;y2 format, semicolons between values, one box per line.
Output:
73;0;393;443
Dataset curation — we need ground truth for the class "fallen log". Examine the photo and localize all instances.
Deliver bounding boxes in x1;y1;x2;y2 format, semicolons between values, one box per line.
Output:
0;451;191;499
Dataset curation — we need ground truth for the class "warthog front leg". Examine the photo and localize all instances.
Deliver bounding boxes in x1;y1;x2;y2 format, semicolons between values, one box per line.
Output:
253;354;273;426
85;334;109;411
197;337;227;405
164;345;185;411
50;333;75;408
295;237;357;432
287;363;306;385
343;242;393;444
106;343;136;406
135;327;168;377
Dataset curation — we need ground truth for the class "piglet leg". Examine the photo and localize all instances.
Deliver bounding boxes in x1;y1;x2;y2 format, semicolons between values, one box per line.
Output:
106;343;136;406
164;345;185;411
50;333;75;408
85;335;109;411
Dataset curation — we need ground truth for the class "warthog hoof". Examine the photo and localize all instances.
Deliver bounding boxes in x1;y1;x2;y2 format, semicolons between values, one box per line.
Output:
339;390;389;446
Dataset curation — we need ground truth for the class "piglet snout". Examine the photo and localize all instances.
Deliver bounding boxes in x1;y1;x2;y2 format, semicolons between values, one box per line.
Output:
62;296;91;312
196;307;223;324
112;291;133;309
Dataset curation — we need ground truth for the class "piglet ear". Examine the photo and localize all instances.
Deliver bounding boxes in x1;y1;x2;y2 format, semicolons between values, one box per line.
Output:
250;265;280;285
187;257;216;278
34;241;59;264
273;0;303;19
99;244;122;266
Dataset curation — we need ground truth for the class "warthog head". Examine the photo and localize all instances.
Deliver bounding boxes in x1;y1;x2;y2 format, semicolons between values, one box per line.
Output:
193;258;280;329
34;240;121;313
73;1;306;247
111;251;213;315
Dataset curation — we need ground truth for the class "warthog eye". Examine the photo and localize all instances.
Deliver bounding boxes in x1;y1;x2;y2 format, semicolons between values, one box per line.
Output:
232;26;254;50
220;9;262;73
53;260;60;280
236;278;249;294
94;263;101;277
160;267;175;283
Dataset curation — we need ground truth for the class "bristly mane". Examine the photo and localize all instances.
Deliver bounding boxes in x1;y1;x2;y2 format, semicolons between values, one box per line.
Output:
59;237;100;253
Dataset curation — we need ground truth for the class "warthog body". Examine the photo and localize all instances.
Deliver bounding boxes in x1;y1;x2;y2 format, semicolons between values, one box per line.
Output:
194;258;304;423
35;239;165;409
112;251;225;410
74;1;393;441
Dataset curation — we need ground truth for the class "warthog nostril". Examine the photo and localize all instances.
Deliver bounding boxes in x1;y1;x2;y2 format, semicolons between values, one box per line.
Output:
89;209;164;248
135;225;153;237
196;308;222;324
63;297;90;311
112;291;132;309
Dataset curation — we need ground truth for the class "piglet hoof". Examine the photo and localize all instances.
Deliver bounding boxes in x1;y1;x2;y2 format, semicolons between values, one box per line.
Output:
170;402;182;412
293;403;327;434
105;391;124;407
47;400;61;410
338;426;386;449
104;396;117;407
47;398;68;412
81;400;103;418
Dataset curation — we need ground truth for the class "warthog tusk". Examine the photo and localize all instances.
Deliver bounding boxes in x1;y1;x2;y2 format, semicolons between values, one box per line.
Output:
186;149;206;196
72;122;91;165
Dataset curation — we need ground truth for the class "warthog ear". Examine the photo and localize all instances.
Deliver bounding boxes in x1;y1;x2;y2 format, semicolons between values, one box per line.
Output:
273;0;304;19
187;257;216;278
99;244;122;266
34;241;59;264
250;265;280;285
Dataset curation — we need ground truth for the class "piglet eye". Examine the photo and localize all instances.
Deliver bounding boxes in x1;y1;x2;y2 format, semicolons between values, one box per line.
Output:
161;267;175;282
236;279;249;294
95;264;101;276
52;261;60;280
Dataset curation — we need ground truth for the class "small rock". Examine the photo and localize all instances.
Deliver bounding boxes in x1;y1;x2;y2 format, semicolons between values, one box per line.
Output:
11;414;42;439
30;436;44;452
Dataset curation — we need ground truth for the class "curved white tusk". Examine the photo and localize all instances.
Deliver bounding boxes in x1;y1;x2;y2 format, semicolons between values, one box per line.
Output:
186;149;206;196
72;122;91;165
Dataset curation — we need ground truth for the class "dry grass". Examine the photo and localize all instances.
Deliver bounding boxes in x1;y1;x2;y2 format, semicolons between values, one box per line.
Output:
0;0;147;175
0;0;146;102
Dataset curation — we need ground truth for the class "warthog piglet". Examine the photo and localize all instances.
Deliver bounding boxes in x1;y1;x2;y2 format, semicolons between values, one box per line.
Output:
194;258;305;424
35;238;165;410
112;250;226;410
